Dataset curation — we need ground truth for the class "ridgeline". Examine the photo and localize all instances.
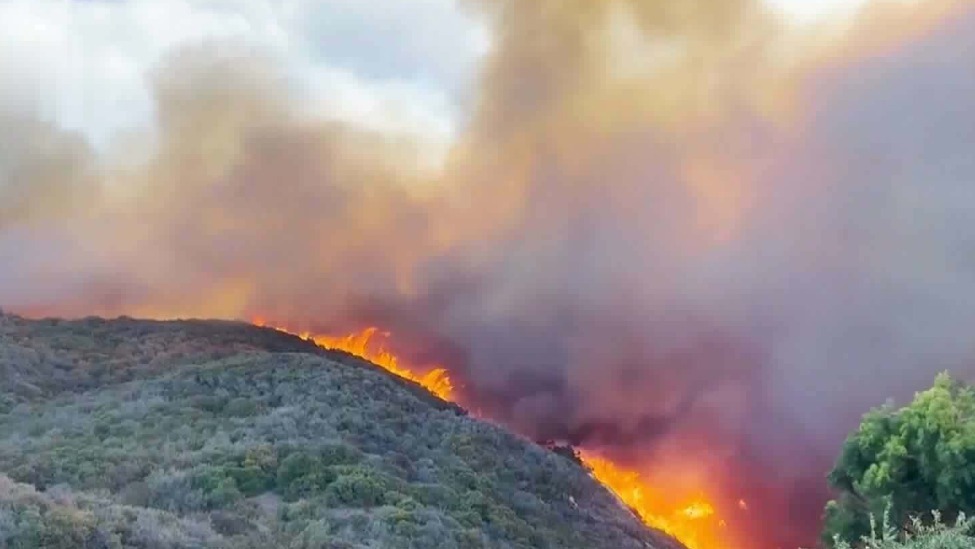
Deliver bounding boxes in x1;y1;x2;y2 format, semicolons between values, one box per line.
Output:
0;313;680;549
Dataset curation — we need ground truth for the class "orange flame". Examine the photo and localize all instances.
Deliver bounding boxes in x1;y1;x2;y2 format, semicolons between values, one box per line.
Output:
252;318;743;548
253;319;453;401
311;328;454;401
576;451;745;549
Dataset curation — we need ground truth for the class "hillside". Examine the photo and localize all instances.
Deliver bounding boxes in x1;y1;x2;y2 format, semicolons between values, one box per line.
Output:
0;313;679;549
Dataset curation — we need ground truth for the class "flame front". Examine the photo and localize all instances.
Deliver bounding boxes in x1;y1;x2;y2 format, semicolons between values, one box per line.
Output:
578;452;745;549
254;320;454;401
252;319;742;549
312;328;454;401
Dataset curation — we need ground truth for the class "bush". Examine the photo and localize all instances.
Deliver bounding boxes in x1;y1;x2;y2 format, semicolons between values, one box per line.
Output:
827;510;975;549
325;472;388;508
224;397;258;417
277;453;336;501
228;465;275;496
319;443;362;467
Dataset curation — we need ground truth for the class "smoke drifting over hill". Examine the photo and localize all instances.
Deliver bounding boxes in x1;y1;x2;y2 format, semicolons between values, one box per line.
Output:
3;0;975;546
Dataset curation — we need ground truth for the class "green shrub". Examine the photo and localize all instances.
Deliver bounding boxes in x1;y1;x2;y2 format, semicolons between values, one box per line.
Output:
826;510;975;549
276;453;336;501
318;443;362;467
224;397;258;417
226;465;273;496
325;472;387;508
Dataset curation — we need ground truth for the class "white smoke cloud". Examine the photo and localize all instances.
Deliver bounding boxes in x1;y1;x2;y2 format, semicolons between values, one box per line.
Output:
0;0;486;150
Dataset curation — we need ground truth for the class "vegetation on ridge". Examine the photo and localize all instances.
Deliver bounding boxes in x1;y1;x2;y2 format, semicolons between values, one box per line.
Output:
6;311;974;548
0;313;673;549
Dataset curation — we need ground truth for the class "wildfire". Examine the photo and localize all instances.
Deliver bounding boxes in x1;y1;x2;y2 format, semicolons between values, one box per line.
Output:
311;328;454;400
253;319;454;400
577;451;746;549
251;319;742;549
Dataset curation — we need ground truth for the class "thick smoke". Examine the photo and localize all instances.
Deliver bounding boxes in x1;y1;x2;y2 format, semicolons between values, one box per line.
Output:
3;1;975;546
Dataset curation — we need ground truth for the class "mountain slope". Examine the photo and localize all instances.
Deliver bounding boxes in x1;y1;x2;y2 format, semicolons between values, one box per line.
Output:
0;313;679;549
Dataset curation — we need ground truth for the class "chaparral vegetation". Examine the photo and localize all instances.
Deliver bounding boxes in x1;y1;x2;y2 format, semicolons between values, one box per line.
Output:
0;312;677;549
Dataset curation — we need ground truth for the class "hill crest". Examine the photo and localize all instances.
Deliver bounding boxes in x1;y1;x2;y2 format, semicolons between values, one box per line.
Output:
0;313;681;549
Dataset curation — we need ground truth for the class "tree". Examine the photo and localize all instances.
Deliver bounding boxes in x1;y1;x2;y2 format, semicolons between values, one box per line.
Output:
823;373;975;546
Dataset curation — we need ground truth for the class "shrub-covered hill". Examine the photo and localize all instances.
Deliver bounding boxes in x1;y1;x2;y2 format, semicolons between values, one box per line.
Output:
0;313;679;549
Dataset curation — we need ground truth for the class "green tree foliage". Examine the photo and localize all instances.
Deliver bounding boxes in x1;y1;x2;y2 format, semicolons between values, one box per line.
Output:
824;373;975;546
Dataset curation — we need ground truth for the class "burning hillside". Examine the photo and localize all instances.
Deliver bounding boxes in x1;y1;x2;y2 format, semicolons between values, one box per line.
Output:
253;320;455;400
257;322;753;549
4;1;975;548
0;313;679;549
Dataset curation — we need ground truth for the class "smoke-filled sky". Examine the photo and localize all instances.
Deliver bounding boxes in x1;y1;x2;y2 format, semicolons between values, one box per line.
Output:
3;0;975;546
